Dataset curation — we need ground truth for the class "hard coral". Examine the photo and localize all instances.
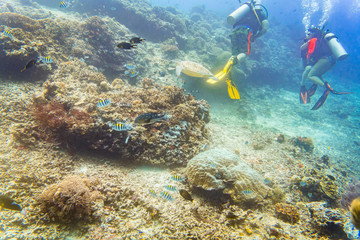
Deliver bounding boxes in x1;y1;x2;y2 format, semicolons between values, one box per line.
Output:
37;175;101;223
275;203;300;224
0;12;41;31
291;136;314;153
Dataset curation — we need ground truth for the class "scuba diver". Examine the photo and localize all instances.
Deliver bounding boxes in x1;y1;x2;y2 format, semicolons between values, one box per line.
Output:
300;25;351;110
207;0;268;99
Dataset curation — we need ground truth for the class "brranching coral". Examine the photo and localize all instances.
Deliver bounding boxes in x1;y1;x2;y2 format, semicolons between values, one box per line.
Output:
37;175;101;223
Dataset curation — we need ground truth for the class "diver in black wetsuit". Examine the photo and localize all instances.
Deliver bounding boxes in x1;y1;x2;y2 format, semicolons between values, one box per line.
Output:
300;26;351;110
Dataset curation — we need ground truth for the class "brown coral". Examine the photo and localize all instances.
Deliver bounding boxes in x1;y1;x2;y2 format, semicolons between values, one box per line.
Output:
291;137;314;153
275;203;300;224
0;12;41;31
32;101;93;131
37;175;101;223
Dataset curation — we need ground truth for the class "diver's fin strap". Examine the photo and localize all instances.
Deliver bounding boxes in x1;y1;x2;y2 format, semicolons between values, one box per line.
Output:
324;82;352;95
247;31;252;55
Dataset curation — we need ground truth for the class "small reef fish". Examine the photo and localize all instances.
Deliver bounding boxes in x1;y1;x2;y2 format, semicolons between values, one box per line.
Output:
130;37;145;44
118;102;132;108
60;1;69;8
148;190;157;197
308;193;312;198
134;112;169;125
300;181;307;187
263;178;271;185
124;63;136;70
179;189;193;202
209;161;216;168
0;194;21;211
125;69;139;78
20;59;37;72
2;29;13;39
160;191;173;201
97;99;111;108
226;212;238;220
117;42;136;49
112;122;133;132
171;175;184;182
38;56;53;64
164;185;177;191
242;189;253;195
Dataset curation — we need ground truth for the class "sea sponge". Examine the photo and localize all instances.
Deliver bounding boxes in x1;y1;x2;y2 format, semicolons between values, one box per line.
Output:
275;203;300;224
37;175;101;223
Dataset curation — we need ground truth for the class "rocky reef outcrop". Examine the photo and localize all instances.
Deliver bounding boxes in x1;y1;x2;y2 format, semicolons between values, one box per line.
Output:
29;60;209;166
185;148;269;207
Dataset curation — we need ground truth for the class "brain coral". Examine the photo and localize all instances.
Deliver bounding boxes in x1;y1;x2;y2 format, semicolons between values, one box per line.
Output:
185;148;269;206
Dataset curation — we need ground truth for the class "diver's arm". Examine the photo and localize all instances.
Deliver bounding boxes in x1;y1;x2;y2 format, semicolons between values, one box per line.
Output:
256;19;268;38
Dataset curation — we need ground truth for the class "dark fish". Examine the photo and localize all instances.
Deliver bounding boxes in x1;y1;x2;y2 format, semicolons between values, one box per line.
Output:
179;189;193;202
0;194;21;211
20;59;37;72
160;191;173;201
226;212;238;220
130;37;145;44
134;112;169;125
117;42;136;49
354;141;360;146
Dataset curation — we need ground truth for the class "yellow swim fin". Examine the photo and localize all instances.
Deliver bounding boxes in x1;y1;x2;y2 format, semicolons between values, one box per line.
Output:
226;78;240;99
207;56;235;84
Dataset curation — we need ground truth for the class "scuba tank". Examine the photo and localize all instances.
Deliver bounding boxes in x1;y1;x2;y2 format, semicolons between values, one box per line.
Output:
227;1;268;26
324;32;348;61
227;2;252;25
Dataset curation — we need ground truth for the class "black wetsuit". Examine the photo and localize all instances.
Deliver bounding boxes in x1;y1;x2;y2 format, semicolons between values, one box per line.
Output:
230;6;267;56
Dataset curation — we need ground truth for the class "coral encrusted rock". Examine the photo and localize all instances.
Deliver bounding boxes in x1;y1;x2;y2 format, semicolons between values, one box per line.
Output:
29;60;209;166
185;148;269;207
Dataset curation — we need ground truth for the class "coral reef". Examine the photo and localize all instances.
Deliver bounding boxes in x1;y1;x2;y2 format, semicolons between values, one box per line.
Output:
36;175;102;223
185;148;269;207
291;136;315;153
28;60;210;166
274;203;300;224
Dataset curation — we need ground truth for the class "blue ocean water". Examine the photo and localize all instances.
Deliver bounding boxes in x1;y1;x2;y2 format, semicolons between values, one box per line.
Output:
1;0;360;238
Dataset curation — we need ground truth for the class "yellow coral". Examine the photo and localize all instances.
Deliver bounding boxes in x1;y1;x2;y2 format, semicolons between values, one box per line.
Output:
350;197;360;230
275;203;300;224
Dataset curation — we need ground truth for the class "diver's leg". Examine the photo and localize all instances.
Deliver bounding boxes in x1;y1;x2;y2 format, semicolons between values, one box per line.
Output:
307;58;335;87
300;65;312;86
